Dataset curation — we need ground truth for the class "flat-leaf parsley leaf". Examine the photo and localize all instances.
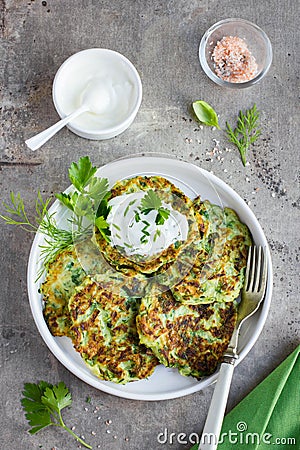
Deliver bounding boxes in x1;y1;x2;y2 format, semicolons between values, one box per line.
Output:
21;381;92;448
68;156;97;192
140;189;170;225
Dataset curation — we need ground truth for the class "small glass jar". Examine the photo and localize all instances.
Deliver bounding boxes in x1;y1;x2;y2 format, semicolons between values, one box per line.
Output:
199;18;273;88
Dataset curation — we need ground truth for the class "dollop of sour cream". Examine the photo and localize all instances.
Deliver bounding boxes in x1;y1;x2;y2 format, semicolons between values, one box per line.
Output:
106;193;189;258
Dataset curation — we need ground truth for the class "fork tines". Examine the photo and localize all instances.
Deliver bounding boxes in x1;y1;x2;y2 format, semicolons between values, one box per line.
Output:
244;246;267;293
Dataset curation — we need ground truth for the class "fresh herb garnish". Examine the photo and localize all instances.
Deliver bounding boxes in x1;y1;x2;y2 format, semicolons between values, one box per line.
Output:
134;210;141;222
68;156;97;192
94;215;111;242
0;191;89;279
141;219;151;244
124;199;137;217
226;104;260;166
112;223;121;231
0;191;51;233
56;156;110;230
140;189;170;225
21;381;92;449
0;156;110;277
192;100;220;129
153;228;161;242
124;242;133;249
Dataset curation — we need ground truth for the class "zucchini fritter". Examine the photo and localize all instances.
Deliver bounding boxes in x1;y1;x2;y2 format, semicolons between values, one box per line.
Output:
40;238;108;337
69;278;159;384
171;198;252;304
93;175;199;278
136;288;237;379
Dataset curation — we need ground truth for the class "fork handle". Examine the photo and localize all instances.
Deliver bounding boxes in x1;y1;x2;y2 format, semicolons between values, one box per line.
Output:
198;361;235;450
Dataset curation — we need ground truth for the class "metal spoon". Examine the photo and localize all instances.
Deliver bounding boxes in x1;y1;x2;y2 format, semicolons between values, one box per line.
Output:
25;78;110;151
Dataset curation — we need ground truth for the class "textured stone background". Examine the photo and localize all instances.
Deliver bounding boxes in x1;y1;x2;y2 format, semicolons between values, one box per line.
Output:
0;1;299;449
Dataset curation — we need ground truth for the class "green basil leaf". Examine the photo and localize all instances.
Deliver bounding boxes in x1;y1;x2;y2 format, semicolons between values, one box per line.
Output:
192;100;220;129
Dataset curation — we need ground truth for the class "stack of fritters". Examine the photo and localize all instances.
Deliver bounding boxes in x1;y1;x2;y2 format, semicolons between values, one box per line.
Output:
41;175;251;383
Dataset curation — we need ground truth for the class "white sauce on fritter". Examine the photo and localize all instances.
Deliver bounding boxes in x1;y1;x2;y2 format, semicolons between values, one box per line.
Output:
107;192;188;257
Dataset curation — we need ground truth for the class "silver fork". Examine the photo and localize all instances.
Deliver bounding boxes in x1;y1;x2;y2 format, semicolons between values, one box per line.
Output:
199;246;268;450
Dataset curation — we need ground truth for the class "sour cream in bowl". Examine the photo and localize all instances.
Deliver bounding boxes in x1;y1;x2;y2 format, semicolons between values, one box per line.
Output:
52;48;142;140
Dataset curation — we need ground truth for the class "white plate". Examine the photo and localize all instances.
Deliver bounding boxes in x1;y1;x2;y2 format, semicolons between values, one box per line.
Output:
27;155;273;401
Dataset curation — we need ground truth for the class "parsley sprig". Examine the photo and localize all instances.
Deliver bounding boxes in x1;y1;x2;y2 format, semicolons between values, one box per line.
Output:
21;381;92;449
139;189;170;225
56;156;110;239
226;104;260;166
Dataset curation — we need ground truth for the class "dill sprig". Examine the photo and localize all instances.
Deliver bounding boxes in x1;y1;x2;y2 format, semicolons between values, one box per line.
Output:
226;104;261;166
0;191;91;279
0;191;51;233
38;219;91;279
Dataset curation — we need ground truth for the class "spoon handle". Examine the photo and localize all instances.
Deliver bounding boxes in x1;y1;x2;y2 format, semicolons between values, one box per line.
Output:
25;105;88;151
198;361;235;450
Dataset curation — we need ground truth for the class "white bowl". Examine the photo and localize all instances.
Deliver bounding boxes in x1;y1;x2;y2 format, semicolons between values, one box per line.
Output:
27;155;273;401
52;49;142;140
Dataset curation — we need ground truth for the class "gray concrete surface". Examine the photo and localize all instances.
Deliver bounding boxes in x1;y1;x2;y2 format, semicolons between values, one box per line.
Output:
0;1;299;449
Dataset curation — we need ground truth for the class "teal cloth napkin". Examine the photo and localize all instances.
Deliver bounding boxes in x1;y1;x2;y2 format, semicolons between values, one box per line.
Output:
191;345;299;449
